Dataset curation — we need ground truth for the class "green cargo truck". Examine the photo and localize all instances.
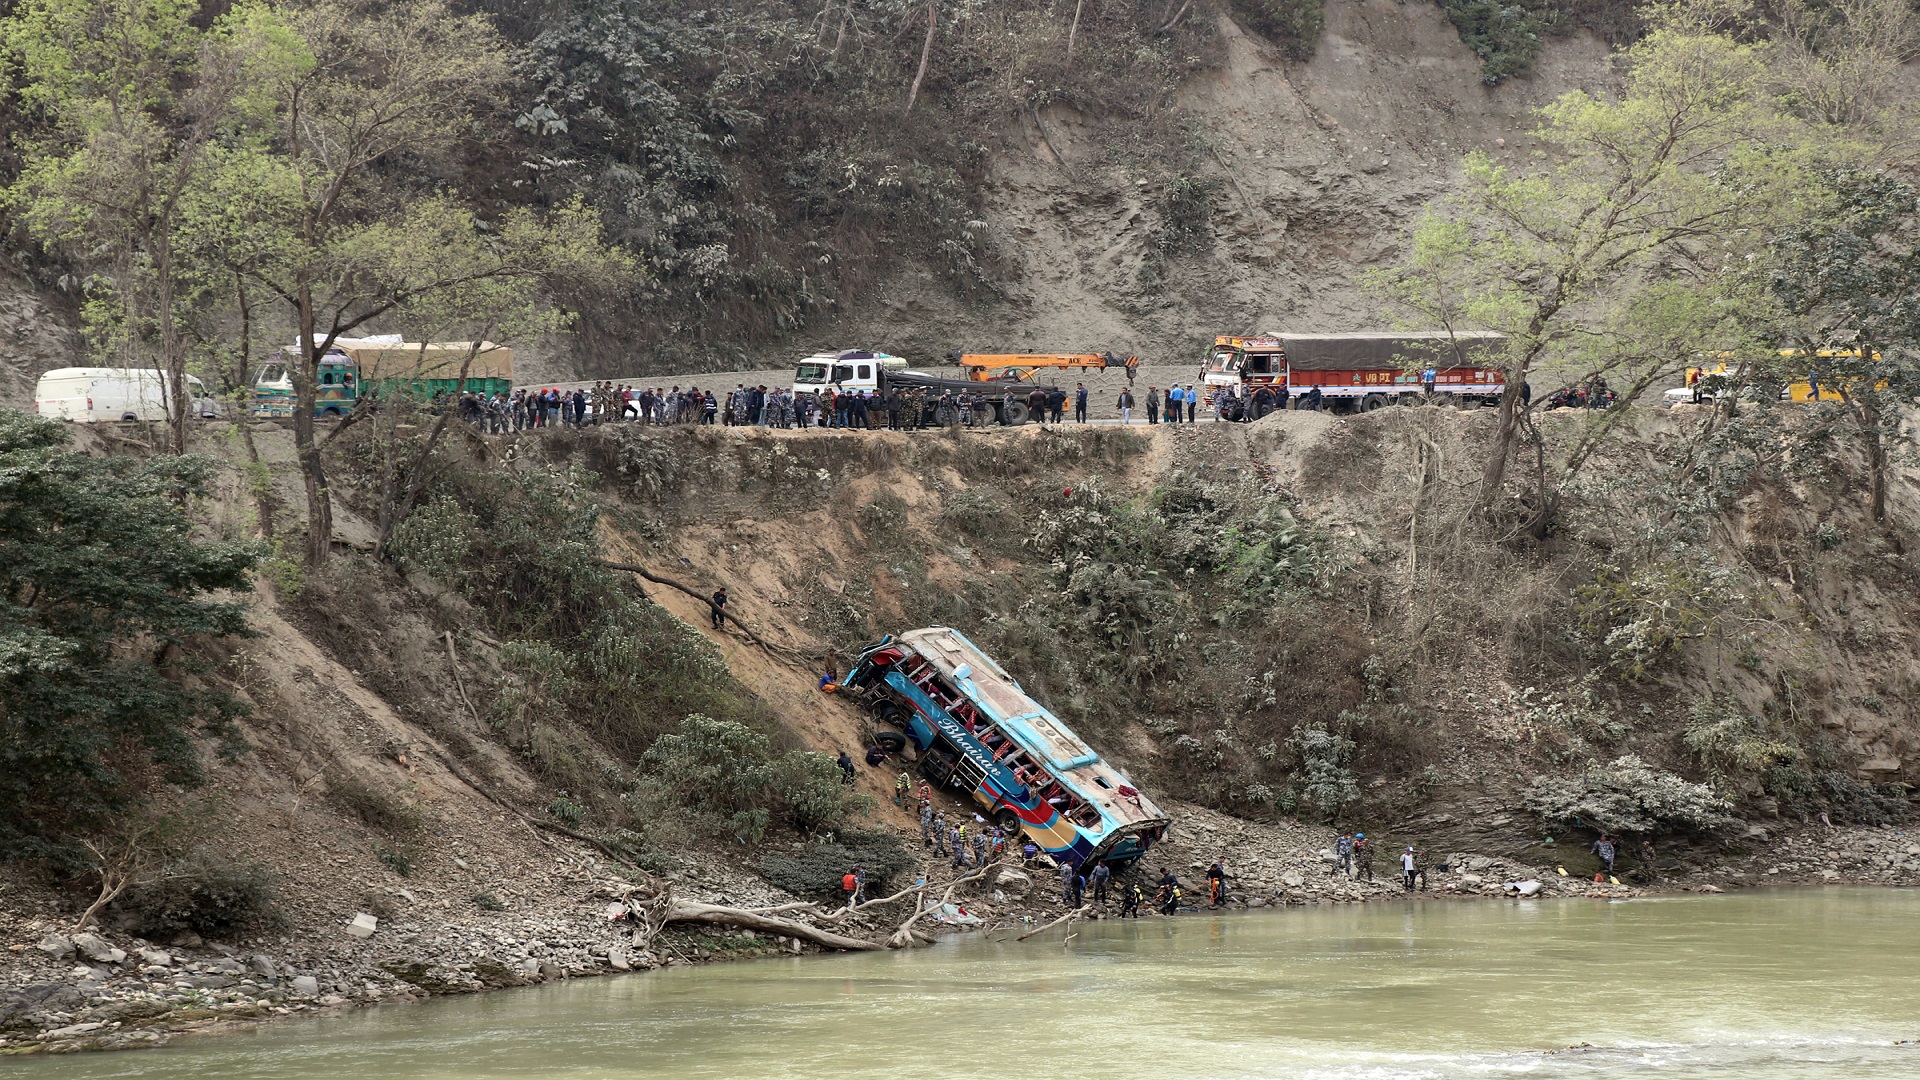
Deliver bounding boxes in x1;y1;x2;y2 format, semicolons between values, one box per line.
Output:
253;339;515;417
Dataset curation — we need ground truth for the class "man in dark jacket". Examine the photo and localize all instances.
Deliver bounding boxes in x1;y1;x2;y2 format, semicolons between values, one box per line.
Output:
1047;387;1067;424
1073;383;1089;423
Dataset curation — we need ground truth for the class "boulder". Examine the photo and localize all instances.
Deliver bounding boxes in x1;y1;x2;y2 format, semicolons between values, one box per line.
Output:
71;933;126;964
607;947;631;972
345;913;379;939
290;976;321;997
137;949;172;967
1281;873;1305;888
79;998;170;1024
36;935;74;959
993;866;1033;896
249;955;279;980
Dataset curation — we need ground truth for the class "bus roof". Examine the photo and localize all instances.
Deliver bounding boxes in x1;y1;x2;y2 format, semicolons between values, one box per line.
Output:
1215;332;1507;371
895;627;1169;830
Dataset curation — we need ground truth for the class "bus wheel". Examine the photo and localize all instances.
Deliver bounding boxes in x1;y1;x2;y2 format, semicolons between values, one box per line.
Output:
994;808;1021;834
1002;400;1030;425
874;730;907;753
321;406;342;417
1361;394;1389;412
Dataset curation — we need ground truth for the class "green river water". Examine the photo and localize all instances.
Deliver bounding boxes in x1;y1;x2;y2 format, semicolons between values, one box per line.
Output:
19;888;1919;1079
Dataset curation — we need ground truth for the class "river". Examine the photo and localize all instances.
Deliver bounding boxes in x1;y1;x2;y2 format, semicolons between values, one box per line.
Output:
21;888;1918;1079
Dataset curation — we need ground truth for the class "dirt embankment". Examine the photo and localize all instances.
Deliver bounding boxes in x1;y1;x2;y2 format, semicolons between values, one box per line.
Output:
7;405;1920;1055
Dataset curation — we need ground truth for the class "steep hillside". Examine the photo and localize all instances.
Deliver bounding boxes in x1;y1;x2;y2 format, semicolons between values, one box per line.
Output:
0;1;1619;398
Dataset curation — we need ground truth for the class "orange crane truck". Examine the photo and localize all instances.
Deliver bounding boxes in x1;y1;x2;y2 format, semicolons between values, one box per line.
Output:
959;352;1142;384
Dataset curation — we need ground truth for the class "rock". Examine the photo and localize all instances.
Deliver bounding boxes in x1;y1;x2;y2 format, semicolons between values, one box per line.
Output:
137;949;172;967
36;935;74;959
169;931;204;949
185;975;236;990
345;913;379;939
1467;857;1493;871
1697;884;1724;893
991;889;1008;904
249;955;279;980
72;933;127;964
1246;897;1268;908
1282;873;1305;888
607;947;631;972
1506;880;1543;896
204;957;247;974
1460;874;1484;885
42;1022;107;1038
538;962;565;981
517;958;541;976
993;867;1032;896
79;998;170;1024
290;976;321;997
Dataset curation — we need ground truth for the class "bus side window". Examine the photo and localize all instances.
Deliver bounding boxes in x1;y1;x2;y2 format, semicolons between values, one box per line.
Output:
322;372;334;385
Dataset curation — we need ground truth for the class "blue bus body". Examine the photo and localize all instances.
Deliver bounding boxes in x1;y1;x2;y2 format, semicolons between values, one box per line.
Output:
848;628;1170;869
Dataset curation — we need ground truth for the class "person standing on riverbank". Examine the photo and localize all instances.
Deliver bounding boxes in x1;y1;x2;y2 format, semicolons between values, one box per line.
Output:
1120;880;1144;918
1592;835;1617;876
1354;834;1375;882
1333;832;1354;877
1402;847;1418;891
1089;862;1111;906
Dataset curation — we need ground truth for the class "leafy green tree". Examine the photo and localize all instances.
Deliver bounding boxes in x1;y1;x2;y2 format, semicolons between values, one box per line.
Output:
0;0;300;453
0;410;259;861
1763;167;1920;523
1370;28;1812;537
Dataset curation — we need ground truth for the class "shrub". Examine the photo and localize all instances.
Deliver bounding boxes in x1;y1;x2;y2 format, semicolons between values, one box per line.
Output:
754;831;919;902
1227;0;1326;60
1437;0;1559;84
1571;552;1741;679
472;891;507;911
1289;721;1359;820
114;854;286;940
629;714;871;845
1684;696;1799;790
1525;755;1739;835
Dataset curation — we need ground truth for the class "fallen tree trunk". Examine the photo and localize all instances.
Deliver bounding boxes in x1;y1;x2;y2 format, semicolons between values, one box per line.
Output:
597;559;821;660
667;900;885;951
887;861;998;948
1016;903;1090;942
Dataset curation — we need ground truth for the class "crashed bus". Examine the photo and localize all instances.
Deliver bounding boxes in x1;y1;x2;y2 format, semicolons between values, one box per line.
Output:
846;628;1170;869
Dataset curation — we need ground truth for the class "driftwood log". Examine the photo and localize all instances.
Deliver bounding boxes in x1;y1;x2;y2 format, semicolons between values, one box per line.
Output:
613;882;884;952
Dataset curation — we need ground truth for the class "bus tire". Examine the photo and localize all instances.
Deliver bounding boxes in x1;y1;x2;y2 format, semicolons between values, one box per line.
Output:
1002;400;1030;425
321;406;342;417
1361;394;1389;412
874;730;908;753
994;808;1021;834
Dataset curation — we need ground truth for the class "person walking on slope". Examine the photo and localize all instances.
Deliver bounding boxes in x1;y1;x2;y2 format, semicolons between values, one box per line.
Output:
1059;860;1078;905
920;802;935;848
708;586;728;630
931;811;949;855
1353;833;1375;882
836;750;856;785
1332;832;1354;878
950;824;969;868
970;829;989;868
894;771;912;807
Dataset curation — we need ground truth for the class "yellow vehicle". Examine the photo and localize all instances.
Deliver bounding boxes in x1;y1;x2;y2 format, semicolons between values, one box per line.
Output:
959;352;1141;383
1674;350;1884;405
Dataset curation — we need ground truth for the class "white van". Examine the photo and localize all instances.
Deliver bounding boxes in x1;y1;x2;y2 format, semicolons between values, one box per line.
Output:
791;350;907;396
34;367;222;422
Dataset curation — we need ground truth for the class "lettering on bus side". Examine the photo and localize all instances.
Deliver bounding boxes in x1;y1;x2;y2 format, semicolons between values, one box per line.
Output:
926;708;1000;775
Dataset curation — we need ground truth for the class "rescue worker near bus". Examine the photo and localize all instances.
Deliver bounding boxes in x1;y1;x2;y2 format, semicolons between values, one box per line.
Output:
894;771;911;807
1120;880;1145;918
1156;868;1182;915
1207;859;1229;908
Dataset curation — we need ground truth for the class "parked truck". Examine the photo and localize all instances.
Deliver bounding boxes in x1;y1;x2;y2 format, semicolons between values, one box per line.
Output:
1202;332;1508;416
253;338;514;418
788;354;1060;425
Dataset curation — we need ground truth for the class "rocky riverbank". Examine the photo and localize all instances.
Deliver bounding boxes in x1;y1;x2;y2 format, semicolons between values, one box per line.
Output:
7;800;1913;1056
